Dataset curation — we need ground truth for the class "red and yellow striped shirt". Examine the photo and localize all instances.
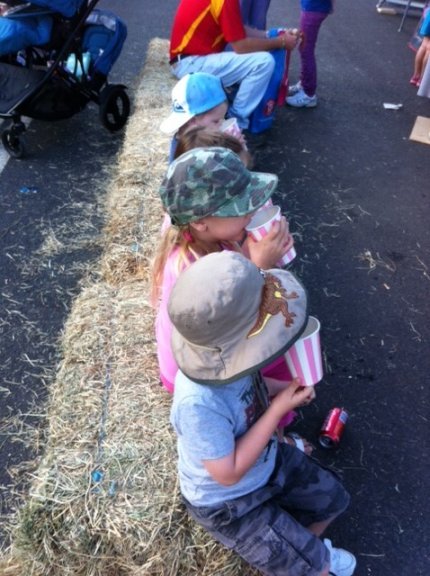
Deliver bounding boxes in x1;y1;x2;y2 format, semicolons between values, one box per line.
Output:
170;0;246;59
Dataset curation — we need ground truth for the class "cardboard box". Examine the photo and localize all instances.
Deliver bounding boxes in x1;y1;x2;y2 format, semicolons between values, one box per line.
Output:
409;116;430;145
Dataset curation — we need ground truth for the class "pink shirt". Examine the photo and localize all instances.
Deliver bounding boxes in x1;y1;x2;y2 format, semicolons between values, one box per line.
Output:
155;247;196;393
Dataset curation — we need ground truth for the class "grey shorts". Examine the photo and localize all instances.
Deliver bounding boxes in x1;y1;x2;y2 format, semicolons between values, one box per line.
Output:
184;443;350;576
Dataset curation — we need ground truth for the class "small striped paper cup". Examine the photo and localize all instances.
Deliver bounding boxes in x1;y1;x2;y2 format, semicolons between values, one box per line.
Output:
277;244;296;267
221;117;243;140
245;205;296;267
285;316;323;386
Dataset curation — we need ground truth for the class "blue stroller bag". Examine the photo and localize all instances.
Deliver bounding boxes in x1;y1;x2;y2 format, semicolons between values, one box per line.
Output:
83;9;127;77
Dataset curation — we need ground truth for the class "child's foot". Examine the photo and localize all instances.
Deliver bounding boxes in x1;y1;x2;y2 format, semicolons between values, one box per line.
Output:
283;432;315;456
324;539;356;576
286;88;317;108
410;75;420;86
288;80;302;96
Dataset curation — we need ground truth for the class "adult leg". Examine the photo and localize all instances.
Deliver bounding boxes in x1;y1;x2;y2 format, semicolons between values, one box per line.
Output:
240;0;252;26
249;0;272;30
299;11;329;97
173;51;275;129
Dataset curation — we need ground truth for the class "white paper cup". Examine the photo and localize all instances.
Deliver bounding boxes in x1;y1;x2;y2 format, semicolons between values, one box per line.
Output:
284;316;323;386
245;205;296;267
221;117;242;139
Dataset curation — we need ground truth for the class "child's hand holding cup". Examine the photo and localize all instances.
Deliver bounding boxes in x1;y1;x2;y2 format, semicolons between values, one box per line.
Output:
245;204;296;267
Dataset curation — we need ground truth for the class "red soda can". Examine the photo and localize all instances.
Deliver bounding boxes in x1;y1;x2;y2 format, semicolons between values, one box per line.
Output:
319;407;348;448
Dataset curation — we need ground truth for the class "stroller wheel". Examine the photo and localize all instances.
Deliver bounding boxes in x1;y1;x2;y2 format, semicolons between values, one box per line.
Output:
99;85;130;132
2;129;25;159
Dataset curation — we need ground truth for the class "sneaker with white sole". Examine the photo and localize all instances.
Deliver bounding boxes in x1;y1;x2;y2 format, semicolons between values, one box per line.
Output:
286;88;317;108
324;539;356;576
288;80;302;95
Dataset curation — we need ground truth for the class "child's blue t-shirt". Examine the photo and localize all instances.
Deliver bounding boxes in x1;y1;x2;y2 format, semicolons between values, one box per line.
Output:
301;0;333;13
170;370;277;507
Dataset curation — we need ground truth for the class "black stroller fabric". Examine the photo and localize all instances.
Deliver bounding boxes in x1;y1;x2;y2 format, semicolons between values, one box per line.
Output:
0;62;87;118
21;75;88;120
0;63;45;113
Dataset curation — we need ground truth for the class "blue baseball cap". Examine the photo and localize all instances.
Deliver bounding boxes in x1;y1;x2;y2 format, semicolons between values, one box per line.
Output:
160;73;227;135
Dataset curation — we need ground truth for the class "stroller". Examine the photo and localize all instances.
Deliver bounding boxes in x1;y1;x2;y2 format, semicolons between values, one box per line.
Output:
0;0;129;158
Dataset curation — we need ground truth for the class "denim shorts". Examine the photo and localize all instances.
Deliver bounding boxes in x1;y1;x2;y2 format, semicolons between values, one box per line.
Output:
184;443;350;576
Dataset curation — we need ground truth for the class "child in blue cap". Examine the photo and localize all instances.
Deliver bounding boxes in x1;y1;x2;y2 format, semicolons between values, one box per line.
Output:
160;72;230;163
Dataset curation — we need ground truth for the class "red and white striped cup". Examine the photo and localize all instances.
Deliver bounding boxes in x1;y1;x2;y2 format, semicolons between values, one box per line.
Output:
245;204;296;267
285;316;323;386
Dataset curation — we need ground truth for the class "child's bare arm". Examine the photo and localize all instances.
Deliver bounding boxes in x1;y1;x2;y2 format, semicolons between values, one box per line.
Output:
203;379;315;486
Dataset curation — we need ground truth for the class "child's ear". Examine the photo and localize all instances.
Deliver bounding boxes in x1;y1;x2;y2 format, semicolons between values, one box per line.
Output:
190;219;207;232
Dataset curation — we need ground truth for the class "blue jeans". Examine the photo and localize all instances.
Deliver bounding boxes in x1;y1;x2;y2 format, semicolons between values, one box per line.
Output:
299;10;330;96
172;51;275;129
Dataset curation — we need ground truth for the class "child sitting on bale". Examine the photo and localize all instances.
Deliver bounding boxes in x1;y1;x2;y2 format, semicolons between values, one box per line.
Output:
152;146;292;394
167;250;357;576
151;147;312;452
160;72;243;162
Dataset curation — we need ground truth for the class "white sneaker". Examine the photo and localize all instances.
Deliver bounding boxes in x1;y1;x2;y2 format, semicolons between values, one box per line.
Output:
324;539;356;576
286;88;317;108
288;80;302;95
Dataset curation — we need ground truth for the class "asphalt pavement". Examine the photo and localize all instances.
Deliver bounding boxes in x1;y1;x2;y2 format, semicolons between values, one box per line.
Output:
1;0;429;574
0;0;177;546
264;2;430;575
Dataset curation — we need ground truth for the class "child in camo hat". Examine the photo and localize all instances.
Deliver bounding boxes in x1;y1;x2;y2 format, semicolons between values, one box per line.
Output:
152;146;294;393
152;146;313;455
168;251;356;576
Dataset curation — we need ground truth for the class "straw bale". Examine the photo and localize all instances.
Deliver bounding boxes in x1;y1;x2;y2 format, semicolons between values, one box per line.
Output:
100;38;174;286
2;281;255;575
1;38;259;575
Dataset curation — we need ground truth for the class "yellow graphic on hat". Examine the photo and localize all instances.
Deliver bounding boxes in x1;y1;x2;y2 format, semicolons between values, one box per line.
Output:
247;274;298;338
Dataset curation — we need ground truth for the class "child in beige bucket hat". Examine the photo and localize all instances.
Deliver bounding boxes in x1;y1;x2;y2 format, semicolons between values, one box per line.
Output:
152;147;292;389
168;251;356;576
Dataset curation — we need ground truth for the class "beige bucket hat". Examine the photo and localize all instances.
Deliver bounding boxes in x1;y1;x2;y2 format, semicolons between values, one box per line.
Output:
168;251;308;385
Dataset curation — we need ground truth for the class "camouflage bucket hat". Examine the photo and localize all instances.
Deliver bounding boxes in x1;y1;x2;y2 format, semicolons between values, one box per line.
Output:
168;251;308;385
159;147;278;226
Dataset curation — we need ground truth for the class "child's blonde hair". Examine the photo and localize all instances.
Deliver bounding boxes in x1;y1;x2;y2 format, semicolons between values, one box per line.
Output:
151;224;240;305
